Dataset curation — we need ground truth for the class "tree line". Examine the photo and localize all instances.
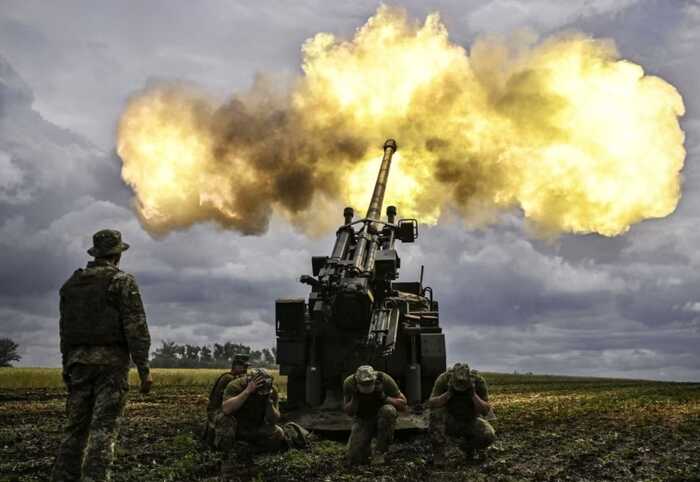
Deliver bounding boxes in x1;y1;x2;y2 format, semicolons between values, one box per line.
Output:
0;338;21;367
0;337;277;370
150;340;277;369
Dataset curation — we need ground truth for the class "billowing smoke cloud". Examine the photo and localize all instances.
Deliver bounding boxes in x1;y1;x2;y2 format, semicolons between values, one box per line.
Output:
117;6;685;237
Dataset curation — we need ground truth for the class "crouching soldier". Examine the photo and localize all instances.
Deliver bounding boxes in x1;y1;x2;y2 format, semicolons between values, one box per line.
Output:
343;365;407;465
203;354;250;450
217;369;286;478
428;363;495;466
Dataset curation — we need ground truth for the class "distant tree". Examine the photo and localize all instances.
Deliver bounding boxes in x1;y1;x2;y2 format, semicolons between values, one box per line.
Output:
250;349;262;365
184;344;201;361
174;344;186;359
0;338;21;367
223;342;250;363
153;340;179;359
150;340;275;368
151;340;180;368
200;345;213;363
262;348;276;366
213;343;226;362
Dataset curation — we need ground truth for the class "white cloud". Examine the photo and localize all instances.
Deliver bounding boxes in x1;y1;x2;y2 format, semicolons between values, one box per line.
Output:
465;0;640;35
0;150;31;203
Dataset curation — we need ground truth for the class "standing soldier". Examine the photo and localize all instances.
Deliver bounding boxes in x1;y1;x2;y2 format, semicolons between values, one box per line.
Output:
52;229;152;482
218;368;286;479
203;354;250;449
343;365;407;465
428;362;495;466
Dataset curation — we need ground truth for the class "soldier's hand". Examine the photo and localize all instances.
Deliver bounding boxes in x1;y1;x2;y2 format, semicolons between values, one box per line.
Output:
245;379;259;395
140;373;153;394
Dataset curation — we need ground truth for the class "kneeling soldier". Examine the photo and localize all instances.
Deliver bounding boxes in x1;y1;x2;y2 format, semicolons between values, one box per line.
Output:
428;363;495;466
343;365;407;465
218;369;285;478
203;354;250;450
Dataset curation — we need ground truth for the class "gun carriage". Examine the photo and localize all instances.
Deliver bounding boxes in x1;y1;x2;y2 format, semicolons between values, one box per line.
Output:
275;139;446;430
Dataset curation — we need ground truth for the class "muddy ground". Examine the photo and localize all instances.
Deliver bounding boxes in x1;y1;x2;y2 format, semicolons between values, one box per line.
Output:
1;374;699;481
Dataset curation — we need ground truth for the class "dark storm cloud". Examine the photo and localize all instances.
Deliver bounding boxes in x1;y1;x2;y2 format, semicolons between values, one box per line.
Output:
0;1;699;380
397;206;700;380
0;54;327;366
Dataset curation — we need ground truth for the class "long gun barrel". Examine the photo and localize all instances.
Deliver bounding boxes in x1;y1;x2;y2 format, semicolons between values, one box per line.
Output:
275;135;446;419
350;139;398;271
366;139;397;220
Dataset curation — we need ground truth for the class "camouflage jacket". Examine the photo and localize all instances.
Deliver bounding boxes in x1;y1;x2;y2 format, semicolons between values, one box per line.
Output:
431;368;489;419
60;259;151;378
207;372;239;421
222;376;280;430
342;371;401;419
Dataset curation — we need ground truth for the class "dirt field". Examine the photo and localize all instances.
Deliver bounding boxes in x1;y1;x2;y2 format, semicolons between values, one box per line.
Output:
1;369;698;481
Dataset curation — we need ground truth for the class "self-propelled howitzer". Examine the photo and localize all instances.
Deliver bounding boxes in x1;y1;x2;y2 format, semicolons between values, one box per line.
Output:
275;139;446;430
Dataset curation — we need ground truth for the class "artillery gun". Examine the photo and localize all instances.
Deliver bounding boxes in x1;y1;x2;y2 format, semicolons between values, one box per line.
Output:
275;139;446;430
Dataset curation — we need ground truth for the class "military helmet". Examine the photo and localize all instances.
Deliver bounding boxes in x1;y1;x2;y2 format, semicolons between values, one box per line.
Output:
87;229;130;257
450;363;473;392
355;365;377;386
249;368;273;396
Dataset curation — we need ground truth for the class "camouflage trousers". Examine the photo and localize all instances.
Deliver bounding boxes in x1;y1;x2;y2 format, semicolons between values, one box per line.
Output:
346;404;398;464
429;408;496;457
213;412;286;453
215;414;287;481
51;364;129;482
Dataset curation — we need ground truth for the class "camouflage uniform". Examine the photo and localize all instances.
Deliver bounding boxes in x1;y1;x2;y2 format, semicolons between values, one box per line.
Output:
429;365;496;461
204;371;239;449
203;355;251;450
343;367;402;465
216;374;286;452
52;230;151;482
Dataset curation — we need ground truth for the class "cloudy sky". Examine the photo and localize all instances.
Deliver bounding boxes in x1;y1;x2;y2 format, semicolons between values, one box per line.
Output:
1;0;698;381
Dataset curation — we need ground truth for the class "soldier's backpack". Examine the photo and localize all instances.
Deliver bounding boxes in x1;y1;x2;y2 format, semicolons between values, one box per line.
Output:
60;268;126;347
202;371;237;450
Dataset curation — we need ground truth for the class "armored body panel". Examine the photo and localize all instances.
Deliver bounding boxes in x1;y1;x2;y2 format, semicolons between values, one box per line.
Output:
60;268;125;347
275;139;446;430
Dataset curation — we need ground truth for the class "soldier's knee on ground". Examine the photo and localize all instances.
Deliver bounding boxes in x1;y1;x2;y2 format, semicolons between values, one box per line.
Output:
214;415;238;451
376;406;398;454
346;422;373;465
378;404;398;421
271;425;285;440
267;425;287;451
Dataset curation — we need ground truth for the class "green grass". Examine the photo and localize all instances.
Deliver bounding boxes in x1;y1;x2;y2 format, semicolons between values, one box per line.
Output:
0;367;285;391
1;368;698;481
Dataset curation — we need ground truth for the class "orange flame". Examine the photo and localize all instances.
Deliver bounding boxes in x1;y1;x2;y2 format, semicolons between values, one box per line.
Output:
117;6;685;237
